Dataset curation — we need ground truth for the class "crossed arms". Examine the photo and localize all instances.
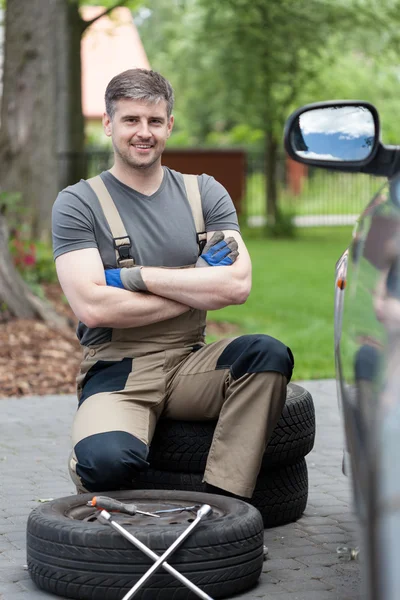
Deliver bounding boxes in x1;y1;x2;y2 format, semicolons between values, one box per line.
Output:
55;230;252;330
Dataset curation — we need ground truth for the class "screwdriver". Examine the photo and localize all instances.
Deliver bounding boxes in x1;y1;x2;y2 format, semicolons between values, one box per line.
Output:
87;496;160;518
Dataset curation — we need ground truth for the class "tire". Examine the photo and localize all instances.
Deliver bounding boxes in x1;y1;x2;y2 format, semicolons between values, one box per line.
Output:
148;383;315;472
135;459;309;529
27;489;264;600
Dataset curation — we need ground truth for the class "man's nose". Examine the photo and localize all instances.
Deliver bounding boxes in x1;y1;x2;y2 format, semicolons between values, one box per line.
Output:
137;120;151;138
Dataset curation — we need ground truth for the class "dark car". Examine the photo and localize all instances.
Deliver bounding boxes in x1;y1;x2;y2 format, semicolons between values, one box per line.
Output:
284;101;400;600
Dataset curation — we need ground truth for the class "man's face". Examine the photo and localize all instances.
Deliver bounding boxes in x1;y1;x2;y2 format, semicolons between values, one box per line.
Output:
103;98;174;170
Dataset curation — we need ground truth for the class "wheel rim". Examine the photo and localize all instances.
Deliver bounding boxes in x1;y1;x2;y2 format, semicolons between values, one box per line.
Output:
66;497;226;527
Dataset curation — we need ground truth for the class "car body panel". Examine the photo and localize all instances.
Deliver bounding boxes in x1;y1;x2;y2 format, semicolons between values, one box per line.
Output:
335;178;400;599
285;100;400;600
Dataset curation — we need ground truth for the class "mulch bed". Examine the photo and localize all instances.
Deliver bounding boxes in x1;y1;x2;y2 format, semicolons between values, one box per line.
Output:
0;284;238;398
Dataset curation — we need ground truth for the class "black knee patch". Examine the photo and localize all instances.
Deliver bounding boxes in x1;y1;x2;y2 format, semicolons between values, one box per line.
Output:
75;431;149;492
354;345;381;382
79;358;133;406
216;334;294;381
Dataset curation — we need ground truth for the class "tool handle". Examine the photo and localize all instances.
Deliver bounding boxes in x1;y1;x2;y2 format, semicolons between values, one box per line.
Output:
91;496;137;515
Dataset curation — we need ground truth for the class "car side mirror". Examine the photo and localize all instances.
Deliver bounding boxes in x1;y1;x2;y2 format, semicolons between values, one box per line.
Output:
284;101;380;168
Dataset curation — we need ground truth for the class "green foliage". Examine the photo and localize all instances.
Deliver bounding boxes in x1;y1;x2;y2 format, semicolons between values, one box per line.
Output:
138;0;363;139
137;0;400;149
34;241;58;284
0;191;37;242
85;121;112;149
137;0;400;224
265;210;297;239
9;233;58;293
79;0;140;9
205;125;264;149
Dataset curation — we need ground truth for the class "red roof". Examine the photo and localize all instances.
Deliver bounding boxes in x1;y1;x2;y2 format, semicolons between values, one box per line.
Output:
81;6;150;119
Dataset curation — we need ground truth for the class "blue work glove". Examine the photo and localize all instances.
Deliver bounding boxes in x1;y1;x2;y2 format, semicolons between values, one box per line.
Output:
105;267;148;292
105;269;124;289
196;231;239;267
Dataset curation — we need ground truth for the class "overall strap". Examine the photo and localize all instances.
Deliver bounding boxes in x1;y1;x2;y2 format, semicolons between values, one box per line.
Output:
87;175;135;267
182;174;207;254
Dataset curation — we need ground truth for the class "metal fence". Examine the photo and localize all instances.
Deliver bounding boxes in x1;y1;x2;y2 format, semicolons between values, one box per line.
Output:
65;150;386;227
245;152;385;227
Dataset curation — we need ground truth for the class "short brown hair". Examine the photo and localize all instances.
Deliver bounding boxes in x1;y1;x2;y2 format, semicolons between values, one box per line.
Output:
105;69;174;119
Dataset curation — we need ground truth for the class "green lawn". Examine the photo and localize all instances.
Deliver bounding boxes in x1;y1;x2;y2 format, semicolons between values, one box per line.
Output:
207;226;354;380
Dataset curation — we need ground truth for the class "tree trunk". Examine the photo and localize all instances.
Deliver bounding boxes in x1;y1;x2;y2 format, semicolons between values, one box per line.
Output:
265;128;279;225
56;0;87;192
0;0;59;241
0;215;38;318
0;0;71;331
0;214;71;331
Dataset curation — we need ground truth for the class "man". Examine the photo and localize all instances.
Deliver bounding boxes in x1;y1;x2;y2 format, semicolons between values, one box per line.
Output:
52;68;294;498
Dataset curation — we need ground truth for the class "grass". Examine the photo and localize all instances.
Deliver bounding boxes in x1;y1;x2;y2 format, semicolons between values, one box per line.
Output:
246;171;384;218
207;226;354;380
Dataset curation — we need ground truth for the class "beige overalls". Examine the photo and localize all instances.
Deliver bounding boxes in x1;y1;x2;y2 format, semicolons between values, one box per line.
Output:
69;175;293;498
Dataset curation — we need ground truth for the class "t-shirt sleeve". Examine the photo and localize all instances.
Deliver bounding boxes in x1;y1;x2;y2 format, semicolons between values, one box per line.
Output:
198;174;240;233
52;188;98;260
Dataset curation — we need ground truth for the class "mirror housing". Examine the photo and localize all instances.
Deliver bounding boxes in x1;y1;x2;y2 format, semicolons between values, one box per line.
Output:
284;100;400;178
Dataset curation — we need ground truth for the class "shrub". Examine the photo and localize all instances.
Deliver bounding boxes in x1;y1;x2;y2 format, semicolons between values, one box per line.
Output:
9;232;57;289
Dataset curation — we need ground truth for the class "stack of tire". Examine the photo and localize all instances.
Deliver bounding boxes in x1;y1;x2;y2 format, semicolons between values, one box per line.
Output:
135;382;316;528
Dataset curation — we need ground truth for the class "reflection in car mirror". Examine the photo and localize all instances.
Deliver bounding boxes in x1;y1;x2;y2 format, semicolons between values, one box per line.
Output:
285;102;380;168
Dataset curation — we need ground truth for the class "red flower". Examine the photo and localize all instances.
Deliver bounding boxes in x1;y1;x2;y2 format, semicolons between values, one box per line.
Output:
23;254;36;266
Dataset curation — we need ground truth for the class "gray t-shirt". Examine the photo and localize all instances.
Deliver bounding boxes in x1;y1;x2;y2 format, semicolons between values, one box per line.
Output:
52;167;240;346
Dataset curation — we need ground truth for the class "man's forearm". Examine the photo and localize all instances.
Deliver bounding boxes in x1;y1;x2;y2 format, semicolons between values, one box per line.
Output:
78;285;190;329
141;265;250;310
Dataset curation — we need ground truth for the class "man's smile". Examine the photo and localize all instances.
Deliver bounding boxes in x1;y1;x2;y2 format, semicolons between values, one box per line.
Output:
131;143;154;152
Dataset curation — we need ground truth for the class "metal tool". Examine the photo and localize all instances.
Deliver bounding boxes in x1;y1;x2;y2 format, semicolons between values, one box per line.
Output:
153;504;200;515
113;503;212;600
100;509;214;600
87;496;160;518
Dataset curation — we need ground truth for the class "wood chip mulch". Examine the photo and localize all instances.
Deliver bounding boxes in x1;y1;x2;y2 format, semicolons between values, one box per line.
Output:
0;283;239;399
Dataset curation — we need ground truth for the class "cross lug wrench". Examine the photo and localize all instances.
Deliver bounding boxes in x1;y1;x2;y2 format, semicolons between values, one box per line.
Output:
119;504;212;599
99;504;214;600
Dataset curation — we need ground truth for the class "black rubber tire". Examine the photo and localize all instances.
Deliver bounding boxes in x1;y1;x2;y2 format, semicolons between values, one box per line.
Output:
27;489;264;600
135;459;309;529
148;383;315;473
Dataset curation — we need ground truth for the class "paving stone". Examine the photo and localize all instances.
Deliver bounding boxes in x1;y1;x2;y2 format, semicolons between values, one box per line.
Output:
310;505;352;517
266;545;323;559
328;512;359;522
262;558;304;571
296;552;342;567
297;516;339;526
249;592;338;600
279;578;335;592
309;533;351;544
302;524;352;535
248;582;289;594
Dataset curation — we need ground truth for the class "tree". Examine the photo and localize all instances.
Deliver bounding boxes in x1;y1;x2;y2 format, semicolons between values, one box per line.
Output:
138;0;400;226
0;0;68;325
0;0;138;322
57;0;141;194
0;0;138;241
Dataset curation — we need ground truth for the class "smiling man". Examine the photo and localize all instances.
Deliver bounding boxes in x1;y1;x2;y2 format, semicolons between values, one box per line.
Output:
52;69;294;499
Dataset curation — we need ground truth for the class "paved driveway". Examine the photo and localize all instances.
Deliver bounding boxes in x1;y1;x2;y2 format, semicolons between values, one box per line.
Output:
0;379;360;599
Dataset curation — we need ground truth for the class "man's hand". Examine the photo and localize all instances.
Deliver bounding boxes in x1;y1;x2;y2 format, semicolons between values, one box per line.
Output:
105;231;239;289
196;231;239;267
105;267;148;292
